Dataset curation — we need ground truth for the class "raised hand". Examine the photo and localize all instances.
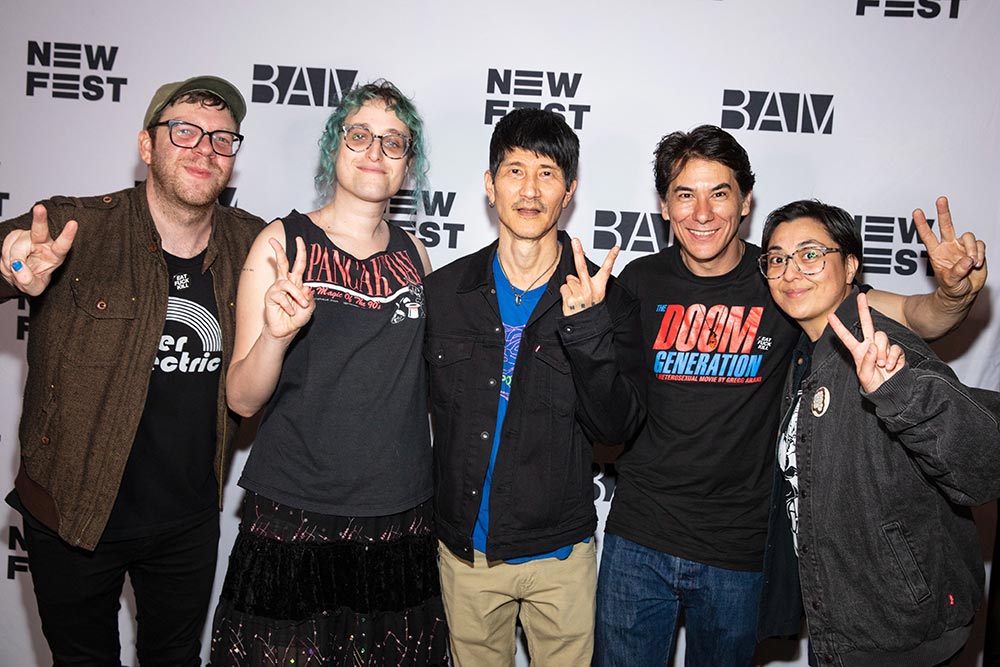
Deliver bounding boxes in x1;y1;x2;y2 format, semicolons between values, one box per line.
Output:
915;196;987;301
263;236;315;341
828;292;906;393
1;204;78;296
560;237;619;317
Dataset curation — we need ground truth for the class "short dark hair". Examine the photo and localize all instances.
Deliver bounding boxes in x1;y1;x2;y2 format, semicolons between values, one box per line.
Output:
653;125;755;200
762;199;864;282
489;109;579;188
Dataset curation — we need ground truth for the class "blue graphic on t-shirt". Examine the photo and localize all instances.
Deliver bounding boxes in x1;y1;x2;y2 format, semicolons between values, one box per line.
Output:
473;254;580;563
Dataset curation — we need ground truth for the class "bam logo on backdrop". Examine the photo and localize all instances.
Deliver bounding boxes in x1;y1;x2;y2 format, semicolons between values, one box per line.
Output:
484;69;591;129
26;41;127;101
722;90;834;134
856;213;935;276
856;0;963;18
0;190;8;216
594;210;672;253
252;65;358;106
386;189;465;249
593;463;616;504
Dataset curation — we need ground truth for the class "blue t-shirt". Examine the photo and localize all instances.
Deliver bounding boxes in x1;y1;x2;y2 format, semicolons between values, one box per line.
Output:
473;254;581;562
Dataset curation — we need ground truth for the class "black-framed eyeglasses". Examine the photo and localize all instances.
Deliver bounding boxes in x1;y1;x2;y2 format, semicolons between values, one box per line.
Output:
341;124;411;159
149;120;244;157
758;246;842;280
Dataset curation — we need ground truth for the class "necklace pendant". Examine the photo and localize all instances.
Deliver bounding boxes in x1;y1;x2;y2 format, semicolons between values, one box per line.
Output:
514;294;522;306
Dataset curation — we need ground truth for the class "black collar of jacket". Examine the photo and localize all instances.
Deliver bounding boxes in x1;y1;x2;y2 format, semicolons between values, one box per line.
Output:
455;230;579;326
455;229;578;292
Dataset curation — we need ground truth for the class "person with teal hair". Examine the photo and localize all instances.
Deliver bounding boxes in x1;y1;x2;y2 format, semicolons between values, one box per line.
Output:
210;80;448;666
314;79;430;199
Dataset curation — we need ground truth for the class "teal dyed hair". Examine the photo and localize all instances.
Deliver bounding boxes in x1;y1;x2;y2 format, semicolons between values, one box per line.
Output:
314;79;429;201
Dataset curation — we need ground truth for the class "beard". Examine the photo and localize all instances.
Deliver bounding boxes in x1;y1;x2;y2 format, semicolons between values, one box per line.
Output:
147;145;231;210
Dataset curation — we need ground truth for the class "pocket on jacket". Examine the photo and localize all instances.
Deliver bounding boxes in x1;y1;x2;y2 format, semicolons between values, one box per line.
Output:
60;281;138;365
882;520;932;603
533;342;574;416
425;337;475;408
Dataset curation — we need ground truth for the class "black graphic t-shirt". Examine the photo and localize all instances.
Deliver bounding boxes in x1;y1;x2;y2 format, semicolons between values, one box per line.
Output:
239;211;433;517
607;243;799;570
103;249;220;540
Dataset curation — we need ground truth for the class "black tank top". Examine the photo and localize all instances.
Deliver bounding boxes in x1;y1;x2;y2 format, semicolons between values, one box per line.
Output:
239;211;432;516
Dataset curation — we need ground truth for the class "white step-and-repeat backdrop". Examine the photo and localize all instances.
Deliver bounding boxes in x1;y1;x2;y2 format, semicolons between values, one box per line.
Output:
2;1;998;665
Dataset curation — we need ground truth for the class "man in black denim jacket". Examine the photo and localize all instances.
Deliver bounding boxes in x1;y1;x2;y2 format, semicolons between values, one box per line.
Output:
425;109;645;666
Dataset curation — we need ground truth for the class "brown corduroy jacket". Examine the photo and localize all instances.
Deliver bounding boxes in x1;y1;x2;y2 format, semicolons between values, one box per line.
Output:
0;184;263;550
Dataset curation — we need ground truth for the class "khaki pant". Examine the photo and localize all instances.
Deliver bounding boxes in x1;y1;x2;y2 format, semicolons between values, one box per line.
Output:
438;540;596;666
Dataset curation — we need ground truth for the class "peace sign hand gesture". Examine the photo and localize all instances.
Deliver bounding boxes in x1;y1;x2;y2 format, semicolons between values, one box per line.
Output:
560;237;619;317
262;236;315;342
1;204;78;296
828;292;906;393
916;196;987;301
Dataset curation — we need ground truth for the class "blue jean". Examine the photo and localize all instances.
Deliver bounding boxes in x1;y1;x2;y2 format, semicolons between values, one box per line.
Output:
594;533;763;667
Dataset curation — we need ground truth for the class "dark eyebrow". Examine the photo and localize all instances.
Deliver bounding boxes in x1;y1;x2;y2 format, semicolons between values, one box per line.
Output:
672;183;733;193
766;239;829;252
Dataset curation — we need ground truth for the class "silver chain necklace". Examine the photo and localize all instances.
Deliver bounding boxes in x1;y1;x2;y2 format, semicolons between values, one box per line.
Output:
496;247;561;306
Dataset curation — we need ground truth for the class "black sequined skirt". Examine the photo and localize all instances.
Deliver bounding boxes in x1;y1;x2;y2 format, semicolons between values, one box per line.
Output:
210;493;449;666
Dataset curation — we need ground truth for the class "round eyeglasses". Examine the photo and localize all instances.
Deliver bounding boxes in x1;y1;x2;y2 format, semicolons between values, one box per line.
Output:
758;246;842;280
341;124;411;160
150;120;243;157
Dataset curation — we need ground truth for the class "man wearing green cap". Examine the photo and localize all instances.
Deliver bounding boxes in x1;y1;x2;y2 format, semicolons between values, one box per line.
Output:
0;75;263;665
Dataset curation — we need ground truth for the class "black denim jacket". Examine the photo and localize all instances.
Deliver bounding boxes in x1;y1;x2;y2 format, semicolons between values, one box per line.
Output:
425;231;645;562
758;288;1000;666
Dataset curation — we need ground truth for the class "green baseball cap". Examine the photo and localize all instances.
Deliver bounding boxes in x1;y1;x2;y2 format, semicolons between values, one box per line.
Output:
143;75;247;129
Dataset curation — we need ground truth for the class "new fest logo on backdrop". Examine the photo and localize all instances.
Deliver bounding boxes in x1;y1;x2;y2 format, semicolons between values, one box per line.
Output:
26;40;127;101
0;173;29;342
856;211;937;277
854;0;964;18
484;67;591;129
0;176;29;583
386;189;465;250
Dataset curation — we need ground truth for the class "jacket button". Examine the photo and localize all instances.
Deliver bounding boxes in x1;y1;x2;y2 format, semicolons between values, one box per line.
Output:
824;655;834;663
471;489;478;496
40;436;50;445
563;325;573;334
95;299;108;311
812;600;821;610
488;378;497;387
494;326;501;333
480;431;489;440
102;196;113;203
436;352;444;361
